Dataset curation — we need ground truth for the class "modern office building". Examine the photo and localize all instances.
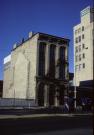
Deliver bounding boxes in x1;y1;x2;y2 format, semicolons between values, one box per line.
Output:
3;32;69;107
73;6;94;86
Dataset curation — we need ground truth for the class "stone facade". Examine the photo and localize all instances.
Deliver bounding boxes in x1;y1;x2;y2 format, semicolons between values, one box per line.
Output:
3;32;69;107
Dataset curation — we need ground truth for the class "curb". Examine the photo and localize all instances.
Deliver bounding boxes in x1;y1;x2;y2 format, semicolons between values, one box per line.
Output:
0;113;93;120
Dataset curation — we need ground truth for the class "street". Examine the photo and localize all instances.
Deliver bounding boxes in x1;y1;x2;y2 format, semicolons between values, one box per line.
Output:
0;114;93;135
21;129;93;135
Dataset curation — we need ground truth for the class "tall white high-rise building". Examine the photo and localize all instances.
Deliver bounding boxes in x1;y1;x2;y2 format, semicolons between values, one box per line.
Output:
73;6;94;86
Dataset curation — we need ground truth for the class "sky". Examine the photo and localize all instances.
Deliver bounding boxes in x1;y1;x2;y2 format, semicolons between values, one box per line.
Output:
0;0;93;80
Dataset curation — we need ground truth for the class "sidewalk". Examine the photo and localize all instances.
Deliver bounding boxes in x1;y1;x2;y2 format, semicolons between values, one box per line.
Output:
0;113;93;120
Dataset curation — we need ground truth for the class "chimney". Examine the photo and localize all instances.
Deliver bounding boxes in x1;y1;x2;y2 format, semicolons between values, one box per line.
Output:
29;31;33;38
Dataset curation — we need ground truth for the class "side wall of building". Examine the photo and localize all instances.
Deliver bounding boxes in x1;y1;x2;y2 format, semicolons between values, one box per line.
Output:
3;34;39;100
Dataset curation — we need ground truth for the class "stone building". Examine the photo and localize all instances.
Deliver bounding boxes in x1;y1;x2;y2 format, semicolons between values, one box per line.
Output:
3;32;70;107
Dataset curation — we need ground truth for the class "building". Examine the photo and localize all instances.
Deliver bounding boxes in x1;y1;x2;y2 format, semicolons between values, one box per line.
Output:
3;32;70;107
73;6;94;86
0;80;3;97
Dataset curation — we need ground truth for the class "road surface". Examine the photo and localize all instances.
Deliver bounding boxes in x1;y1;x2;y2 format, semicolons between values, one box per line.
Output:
0;114;93;135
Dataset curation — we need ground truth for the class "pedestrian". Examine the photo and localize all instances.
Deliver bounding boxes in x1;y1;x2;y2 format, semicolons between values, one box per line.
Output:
82;102;85;111
64;103;69;113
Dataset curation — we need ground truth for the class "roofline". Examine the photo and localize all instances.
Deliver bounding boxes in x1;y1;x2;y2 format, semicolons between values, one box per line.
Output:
12;32;70;51
36;32;70;42
12;33;38;51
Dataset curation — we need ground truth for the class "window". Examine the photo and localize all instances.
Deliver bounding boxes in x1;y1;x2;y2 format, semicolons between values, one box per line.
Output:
79;64;82;71
78;28;81;33
79;45;81;52
83;63;85;68
75;56;78;62
75;65;78;72
75;37;78;43
49;45;56;77
38;42;46;76
79;54;81;61
75;30;77;35
59;47;66;79
82;26;84;31
75;46;78;53
79;36;81;42
82;44;85;49
82;34;84;39
82;53;85;58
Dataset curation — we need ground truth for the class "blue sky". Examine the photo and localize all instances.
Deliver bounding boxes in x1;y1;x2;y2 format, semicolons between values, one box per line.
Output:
0;0;93;79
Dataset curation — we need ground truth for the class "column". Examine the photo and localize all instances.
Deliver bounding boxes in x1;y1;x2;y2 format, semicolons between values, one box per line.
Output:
44;85;49;107
45;45;50;76
65;47;69;80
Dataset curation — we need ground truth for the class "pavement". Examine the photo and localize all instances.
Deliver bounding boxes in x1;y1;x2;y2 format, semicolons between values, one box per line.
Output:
0;113;93;119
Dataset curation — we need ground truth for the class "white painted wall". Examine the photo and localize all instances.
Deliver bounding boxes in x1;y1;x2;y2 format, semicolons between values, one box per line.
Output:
3;34;39;99
74;6;94;86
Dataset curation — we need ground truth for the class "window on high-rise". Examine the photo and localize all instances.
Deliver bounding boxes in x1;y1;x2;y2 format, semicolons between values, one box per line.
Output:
79;64;82;71
79;36;81;42
75;65;78;72
82;53;85;58
78;28;81;33
75;56;78;62
82;44;85;49
79;45;81;52
79;54;81;61
82;34;84;39
82;26;84;31
75;30;77;35
75;37;78;43
83;63;85;68
75;46;78;53
38;42;46;76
